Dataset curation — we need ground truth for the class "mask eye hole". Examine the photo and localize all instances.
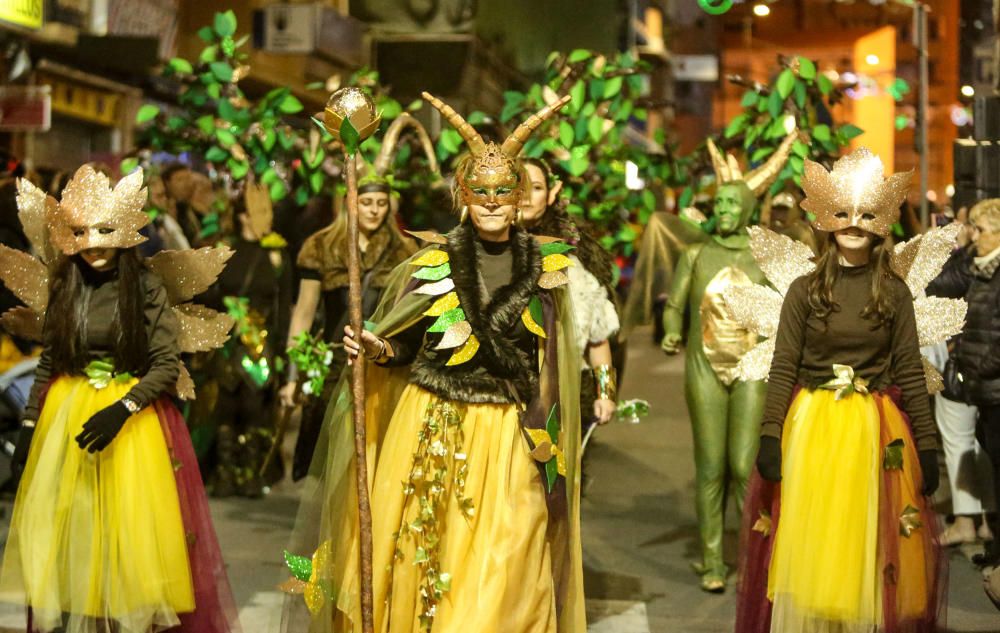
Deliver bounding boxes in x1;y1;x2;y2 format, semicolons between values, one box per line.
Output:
471;187;487;196
72;228;86;237
861;213;876;221
834;211;849;219
497;187;513;195
98;227;115;235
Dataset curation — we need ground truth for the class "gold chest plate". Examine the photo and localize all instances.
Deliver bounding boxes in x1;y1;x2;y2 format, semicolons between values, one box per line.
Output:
700;266;758;386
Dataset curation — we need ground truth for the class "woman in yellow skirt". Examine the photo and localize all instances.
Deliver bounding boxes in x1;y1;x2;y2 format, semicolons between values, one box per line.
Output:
0;166;239;633
734;149;946;633
284;94;588;633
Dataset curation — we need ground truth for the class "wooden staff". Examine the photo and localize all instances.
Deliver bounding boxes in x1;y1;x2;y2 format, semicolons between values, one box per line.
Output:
344;149;375;633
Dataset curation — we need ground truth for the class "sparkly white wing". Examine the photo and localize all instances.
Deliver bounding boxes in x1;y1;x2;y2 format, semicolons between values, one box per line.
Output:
892;224;967;393
724;226;816;381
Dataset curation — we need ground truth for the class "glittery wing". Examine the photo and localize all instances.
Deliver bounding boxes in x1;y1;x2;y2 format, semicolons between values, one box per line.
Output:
175;362;196;400
146;246;235;305
723;227;816;382
16;178;58;264
0;306;43;342
891;223;962;297
891;223;967;394
0;244;49;312
746;225;816;295
173;303;236;353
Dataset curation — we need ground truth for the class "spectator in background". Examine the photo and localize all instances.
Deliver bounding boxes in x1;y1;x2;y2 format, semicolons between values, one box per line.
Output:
161;163;202;243
929;198;1000;565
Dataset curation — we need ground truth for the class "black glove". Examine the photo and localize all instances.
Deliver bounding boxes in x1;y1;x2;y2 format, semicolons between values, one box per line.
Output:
756;436;782;482
918;449;939;497
75;401;132;453
11;425;34;481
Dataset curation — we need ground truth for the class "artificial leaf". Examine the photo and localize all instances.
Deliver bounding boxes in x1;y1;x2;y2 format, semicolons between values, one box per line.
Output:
724;113;748;139
428;308;465;333
136;104;160;124
812;124;831;142
412;262;451;281
205;146;228;162
817;74;834;96
284;550;312;582
340;118;360;155
798;57;816;80
776;69;796;99
210;62;234;83
169;58;194;75
883;438;905;471
280;94;304;114
899;505;923;538
752;510;772;537
214;10;237;37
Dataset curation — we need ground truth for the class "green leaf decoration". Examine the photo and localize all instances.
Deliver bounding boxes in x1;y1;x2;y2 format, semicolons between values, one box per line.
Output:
412;262;451;281
215;128;236;147
883;438;905;471
724;113;749;139
545;458;558;493
776;69;796;99
812;124;831;142
740;90;758;108
196;115;216;135
817;74;834;96
792;139;810;158
428;308;465;333
136;104;160;124
895;115;910;131
798;57;817;80
558;120;575;148
284;550;312;582
210;61;234;83
214;10;237;37
767;91;785;118
838;123;864;141
228;157;249;180
539;242;573;257
199;45;218;64
528;295;544;329
168;58;193;75
603;76;624;99
569;81;586;115
120;157;139;174
545;403;560;444
279;94;304;114
197;26;215;43
588;116;605;143
567;49;592;63
794;80;807;109
340;118;361;155
205;146;228;163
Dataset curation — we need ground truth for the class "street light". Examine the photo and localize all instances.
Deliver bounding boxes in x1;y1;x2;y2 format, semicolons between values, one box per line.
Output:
865;54;880;65
753;4;770;16
961;85;976;97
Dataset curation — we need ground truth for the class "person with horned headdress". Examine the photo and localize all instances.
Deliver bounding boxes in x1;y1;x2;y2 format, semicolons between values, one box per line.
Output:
732;147;952;632
0;165;241;632
660;133;796;592
280;114;434;481
283;92;586;632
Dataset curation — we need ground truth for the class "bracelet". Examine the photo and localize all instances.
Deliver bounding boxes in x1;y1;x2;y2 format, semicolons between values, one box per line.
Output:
121;397;141;414
593;365;617;402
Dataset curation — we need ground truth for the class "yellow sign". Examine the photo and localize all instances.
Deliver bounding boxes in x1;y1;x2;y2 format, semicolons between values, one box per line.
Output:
0;0;44;30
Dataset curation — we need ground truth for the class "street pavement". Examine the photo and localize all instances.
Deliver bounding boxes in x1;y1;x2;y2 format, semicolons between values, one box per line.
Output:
2;328;998;631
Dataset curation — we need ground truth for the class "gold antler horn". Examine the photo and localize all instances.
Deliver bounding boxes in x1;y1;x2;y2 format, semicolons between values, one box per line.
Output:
745;129;798;195
500;94;572;158
706;138;732;185
422;92;486;154
374;113;440;177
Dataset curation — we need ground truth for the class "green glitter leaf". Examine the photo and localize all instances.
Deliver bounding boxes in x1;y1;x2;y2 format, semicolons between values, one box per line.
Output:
528;296;544;329
412;262;452;281
428;308;465;333
545;459;558;493
545;403;560;444
883;438;905;471
284;550;312;582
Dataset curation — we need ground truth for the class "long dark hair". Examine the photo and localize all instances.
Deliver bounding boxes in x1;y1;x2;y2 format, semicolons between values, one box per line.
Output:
807;232;896;327
45;248;149;375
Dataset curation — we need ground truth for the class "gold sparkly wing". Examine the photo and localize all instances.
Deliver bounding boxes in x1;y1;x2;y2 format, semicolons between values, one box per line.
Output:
746;225;816;295
890;224;967;393
0;306;43;342
146;246;235;305
16;178;57;264
723;227;816;381
0;244;49;312
173;303;236;353
175;363;196;400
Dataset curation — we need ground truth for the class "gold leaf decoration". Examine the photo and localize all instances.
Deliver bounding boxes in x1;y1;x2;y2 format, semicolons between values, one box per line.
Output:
424;292;460;317
435;320;472;350
0;306;43;342
752;510;772;538
412;249;450;268
538;270;569;289
899;505;923;538
175;362;196;400
0;244;49;312
446;335;479;366
521;308;547;339
542;253;572;273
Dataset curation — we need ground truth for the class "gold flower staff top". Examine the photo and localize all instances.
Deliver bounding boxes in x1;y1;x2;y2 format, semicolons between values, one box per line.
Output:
284;93;587;633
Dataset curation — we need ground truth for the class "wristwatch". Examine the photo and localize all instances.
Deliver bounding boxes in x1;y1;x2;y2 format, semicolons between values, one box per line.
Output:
121;397;141;415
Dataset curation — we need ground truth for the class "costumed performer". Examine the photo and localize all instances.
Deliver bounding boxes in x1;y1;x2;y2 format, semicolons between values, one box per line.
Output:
0;165;241;633
660;133;796;592
281;114;435;481
733;148;952;633
284;92;585;633
519;158;618;426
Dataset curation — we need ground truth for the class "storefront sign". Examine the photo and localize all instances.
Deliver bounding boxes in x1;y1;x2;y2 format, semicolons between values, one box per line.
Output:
0;85;51;131
0;0;44;30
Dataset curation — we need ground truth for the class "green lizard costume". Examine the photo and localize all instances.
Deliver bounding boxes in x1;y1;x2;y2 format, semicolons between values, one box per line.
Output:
661;133;796;592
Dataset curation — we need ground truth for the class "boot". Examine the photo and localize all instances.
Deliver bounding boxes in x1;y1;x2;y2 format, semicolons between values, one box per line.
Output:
211;425;238;498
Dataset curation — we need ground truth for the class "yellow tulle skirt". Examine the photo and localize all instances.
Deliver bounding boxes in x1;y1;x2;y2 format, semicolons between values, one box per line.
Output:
0;376;195;633
358;384;557;633
766;389;940;632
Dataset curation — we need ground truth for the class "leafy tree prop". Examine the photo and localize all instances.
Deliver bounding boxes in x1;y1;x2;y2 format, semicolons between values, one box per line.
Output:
435;50;689;259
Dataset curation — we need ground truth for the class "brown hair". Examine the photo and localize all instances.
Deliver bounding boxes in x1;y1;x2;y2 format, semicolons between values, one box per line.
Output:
807;232;897;327
45;249;149;376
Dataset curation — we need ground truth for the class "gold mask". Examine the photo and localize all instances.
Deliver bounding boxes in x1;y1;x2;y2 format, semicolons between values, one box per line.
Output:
43;165;150;255
422;92;570;209
801;147;912;238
